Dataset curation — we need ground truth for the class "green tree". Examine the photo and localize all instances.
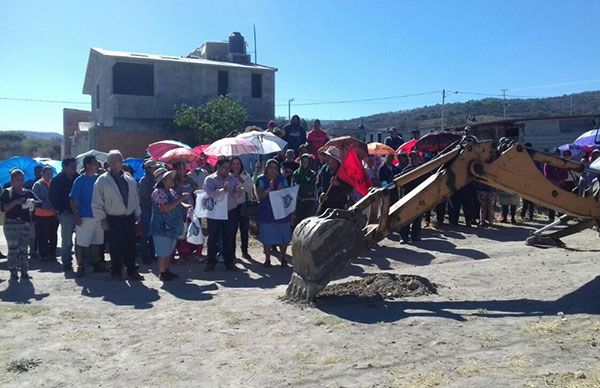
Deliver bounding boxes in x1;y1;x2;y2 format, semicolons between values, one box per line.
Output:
173;96;249;144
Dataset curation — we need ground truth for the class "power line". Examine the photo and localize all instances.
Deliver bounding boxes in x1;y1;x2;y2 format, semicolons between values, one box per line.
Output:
277;91;441;107
509;78;600;91
0;97;89;105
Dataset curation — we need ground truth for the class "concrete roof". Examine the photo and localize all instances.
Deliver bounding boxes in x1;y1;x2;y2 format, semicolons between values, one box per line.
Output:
83;47;277;94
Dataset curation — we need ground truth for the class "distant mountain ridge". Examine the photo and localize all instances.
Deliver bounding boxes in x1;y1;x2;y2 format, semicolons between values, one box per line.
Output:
326;90;600;131
0;130;62;140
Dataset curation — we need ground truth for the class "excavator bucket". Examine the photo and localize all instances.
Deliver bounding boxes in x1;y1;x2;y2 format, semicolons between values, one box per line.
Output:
286;212;366;302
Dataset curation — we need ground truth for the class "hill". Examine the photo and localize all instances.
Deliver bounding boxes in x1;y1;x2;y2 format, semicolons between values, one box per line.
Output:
0;131;61;160
327;90;600;131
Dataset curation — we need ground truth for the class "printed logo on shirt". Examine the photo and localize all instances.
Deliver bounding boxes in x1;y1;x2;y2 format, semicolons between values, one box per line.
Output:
202;197;216;211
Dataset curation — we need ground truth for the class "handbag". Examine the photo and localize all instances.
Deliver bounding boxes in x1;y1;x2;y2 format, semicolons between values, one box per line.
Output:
240;191;259;218
241;200;259;219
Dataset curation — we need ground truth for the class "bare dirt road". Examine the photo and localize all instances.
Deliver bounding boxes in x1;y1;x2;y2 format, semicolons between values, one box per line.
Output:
0;221;599;387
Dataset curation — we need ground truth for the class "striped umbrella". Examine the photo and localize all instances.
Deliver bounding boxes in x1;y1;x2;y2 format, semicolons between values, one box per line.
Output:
203;137;259;157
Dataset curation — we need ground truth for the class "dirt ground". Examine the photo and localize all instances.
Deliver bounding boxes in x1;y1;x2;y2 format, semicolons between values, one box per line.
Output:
1;220;600;387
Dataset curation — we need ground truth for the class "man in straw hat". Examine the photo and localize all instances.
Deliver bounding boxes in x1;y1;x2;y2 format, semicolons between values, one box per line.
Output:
316;146;353;215
92;150;144;281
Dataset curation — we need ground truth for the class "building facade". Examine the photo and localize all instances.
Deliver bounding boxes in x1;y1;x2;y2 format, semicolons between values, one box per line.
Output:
82;32;277;157
62;108;91;158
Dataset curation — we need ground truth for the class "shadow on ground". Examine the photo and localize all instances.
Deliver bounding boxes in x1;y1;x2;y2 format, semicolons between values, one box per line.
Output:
316;276;600;324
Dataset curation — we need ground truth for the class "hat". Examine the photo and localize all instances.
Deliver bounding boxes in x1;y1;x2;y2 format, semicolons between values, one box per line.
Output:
323;146;342;163
153;167;176;185
300;153;313;160
143;159;159;169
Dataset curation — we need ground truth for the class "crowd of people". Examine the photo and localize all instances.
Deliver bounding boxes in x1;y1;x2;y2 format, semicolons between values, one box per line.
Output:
1;118;599;283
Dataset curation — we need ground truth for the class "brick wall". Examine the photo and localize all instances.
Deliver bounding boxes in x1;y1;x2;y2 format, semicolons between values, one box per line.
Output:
91;128;169;158
62;108;91;157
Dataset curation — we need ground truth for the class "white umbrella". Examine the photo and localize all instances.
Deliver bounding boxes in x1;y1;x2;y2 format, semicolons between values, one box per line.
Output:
203;137;259;157
236;131;287;155
75;150;108;171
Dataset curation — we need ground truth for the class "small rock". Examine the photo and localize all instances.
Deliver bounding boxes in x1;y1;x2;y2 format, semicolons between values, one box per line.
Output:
407;280;420;291
575;371;586;379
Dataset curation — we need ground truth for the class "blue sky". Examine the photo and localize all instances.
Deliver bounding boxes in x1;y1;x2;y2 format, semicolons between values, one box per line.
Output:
1;0;600;133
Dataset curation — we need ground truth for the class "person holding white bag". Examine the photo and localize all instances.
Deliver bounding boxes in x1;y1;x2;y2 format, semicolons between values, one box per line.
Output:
150;168;190;281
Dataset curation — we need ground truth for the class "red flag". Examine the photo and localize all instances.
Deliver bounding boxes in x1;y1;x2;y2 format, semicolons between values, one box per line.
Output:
337;148;372;196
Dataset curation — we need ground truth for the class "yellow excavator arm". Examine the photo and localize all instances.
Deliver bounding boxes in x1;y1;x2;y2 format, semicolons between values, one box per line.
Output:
286;140;600;301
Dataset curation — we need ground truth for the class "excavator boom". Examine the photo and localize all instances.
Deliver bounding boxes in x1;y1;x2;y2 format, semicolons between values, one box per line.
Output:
286;140;600;302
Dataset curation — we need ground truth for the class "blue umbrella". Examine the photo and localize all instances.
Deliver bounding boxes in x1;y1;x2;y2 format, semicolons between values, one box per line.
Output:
574;128;600;147
0;156;44;187
124;158;146;181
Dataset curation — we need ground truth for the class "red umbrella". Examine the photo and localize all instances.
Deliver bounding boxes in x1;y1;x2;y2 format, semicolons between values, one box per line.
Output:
396;139;417;154
415;131;461;153
318;136;368;161
159;147;201;164
147;140;190;159
193;145;219;166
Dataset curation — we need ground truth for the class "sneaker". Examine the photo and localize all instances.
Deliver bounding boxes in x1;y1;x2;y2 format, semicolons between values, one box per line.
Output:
128;272;145;281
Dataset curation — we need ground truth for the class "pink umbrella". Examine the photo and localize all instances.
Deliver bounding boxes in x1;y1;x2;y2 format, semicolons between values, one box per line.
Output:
147;140;190;159
396;139;417;154
159;147;201;164
193;145;219;166
203;137;259;157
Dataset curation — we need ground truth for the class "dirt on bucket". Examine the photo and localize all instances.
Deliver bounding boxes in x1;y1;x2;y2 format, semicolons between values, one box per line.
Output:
318;273;437;300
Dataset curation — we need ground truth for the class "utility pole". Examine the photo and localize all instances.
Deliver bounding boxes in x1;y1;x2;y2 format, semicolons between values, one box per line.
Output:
253;24;257;64
288;98;294;120
441;89;457;131
501;89;508;118
441;89;446;131
570;95;573;116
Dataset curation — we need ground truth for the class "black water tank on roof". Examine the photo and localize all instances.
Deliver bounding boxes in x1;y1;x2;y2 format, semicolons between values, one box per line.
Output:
229;32;246;54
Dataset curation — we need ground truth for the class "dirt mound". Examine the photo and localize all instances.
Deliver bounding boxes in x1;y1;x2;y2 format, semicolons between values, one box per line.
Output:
318;273;437;300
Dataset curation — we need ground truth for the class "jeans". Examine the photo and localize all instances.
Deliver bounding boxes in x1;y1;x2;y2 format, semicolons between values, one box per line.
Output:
521;199;534;219
449;185;475;225
36;216;58;258
106;213;137;275
207;212;235;267
139;208;154;261
58;212;75;266
232;204;249;256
